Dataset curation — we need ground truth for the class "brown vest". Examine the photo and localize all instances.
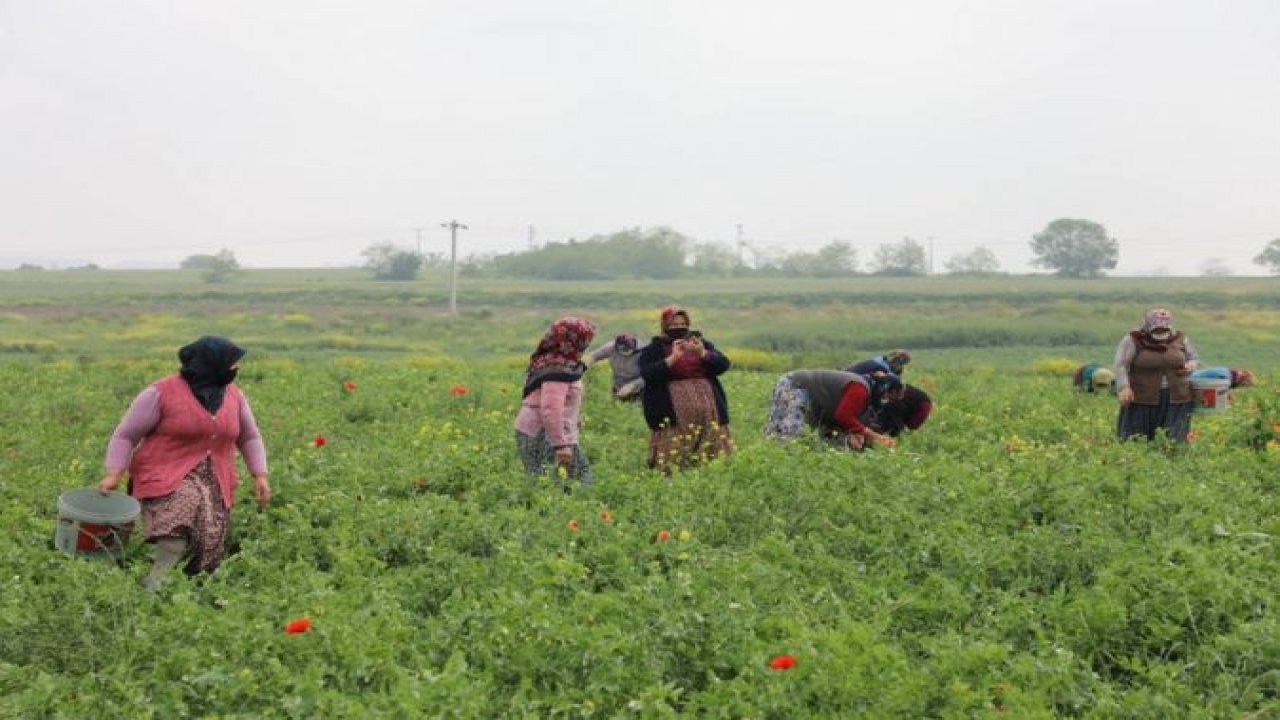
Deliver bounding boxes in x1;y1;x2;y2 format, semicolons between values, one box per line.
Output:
1127;332;1191;405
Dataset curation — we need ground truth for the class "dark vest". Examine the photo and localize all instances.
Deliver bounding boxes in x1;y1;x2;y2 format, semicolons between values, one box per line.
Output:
1128;332;1191;405
786;369;869;431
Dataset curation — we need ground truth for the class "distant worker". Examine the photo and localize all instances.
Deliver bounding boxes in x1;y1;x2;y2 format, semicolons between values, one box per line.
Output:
764;368;900;451
587;332;646;401
515;317;597;488
1115;308;1199;442
1073;363;1117;393
845;350;911;378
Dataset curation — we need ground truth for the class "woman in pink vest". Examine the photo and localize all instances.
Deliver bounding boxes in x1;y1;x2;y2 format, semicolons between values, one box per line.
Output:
98;336;270;589
515;317;596;488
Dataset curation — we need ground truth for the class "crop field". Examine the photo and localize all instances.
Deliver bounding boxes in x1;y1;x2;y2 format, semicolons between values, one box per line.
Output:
2;271;1279;717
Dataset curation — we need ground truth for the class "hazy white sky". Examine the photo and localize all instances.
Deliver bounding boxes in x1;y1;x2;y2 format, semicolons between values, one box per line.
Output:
2;0;1278;274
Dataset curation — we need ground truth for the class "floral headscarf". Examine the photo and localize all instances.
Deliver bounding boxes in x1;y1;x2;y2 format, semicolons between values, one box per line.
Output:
527;317;595;374
1140;308;1174;335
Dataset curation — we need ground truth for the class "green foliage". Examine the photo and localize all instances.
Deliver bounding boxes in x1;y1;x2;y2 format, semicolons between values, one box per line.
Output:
1030;219;1119;278
488;227;689;280
779;240;859;277
1252;238;1280;275
362;243;424;281
945;245;1002;275
201;249;241;284
872;237;927;276
2;356;1279;716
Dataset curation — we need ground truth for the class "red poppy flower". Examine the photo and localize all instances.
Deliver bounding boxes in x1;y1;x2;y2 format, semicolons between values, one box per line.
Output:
413;478;427;489
654;529;671;543
1187;430;1199;442
284;617;312;634
599;510;613;523
567;519;580;531
313;435;327;448
450;385;470;396
343;381;357;392
767;654;797;670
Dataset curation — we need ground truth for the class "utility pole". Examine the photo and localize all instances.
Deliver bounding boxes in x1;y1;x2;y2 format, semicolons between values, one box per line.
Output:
415;228;423;257
928;236;935;275
736;224;745;267
441;220;468;314
527;225;536;249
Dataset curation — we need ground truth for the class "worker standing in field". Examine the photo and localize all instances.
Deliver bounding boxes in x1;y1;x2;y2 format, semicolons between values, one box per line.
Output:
638;306;734;472
1114;308;1199;442
845;349;911;378
586;332;646;401
764;368;899;450
99;336;271;590
515;317;596;487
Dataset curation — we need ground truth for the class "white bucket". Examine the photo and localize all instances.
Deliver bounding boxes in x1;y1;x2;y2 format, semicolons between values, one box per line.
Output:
54;488;140;561
1190;376;1231;413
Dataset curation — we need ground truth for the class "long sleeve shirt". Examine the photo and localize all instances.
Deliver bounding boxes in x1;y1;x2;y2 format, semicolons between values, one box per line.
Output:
514;379;584;448
105;386;268;474
588;341;644;390
1113;334;1199;389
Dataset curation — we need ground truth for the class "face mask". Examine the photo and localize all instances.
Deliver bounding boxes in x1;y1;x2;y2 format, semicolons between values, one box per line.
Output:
1149;328;1172;342
667;328;689;340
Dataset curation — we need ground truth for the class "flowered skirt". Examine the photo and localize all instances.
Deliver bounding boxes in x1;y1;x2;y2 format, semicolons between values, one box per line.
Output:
1117;388;1193;442
515;430;594;487
764;375;851;448
647;378;734;472
141;457;229;573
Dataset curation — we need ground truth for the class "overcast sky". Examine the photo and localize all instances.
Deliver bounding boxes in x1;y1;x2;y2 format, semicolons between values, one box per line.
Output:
2;1;1278;275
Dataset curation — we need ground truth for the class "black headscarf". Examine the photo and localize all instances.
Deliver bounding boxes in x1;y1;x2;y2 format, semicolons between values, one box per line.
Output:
178;336;245;414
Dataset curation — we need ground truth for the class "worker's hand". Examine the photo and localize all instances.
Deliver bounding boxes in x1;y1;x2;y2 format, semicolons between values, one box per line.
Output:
688;337;707;358
554;446;575;467
868;431;896;449
98;471;123;495
253;474;272;510
846;433;866;451
1118;386;1134;405
616;381;641;398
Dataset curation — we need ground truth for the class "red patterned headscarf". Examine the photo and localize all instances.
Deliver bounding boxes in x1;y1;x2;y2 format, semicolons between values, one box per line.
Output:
660;306;690;332
526;316;596;375
1140;308;1174;335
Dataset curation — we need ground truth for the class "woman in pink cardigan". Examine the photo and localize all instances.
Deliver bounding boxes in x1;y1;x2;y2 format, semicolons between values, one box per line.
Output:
99;336;270;589
515;317;595;488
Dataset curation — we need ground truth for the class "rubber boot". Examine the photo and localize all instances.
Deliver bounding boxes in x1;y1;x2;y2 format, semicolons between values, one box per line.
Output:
143;537;188;591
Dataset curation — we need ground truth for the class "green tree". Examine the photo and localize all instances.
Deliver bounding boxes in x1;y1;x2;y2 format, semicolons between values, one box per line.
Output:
1252;239;1280;275
1030;219;1118;278
872;237;926;276
201;249;240;284
689;242;739;275
944;246;1001;275
779;240;859;277
489;227;688;280
362;243;424;281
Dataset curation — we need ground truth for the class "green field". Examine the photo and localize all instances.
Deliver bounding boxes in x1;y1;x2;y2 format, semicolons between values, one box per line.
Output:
2;271;1279;717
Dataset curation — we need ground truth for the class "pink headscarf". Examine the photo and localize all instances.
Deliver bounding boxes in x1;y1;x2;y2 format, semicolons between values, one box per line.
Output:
1140;308;1174;335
